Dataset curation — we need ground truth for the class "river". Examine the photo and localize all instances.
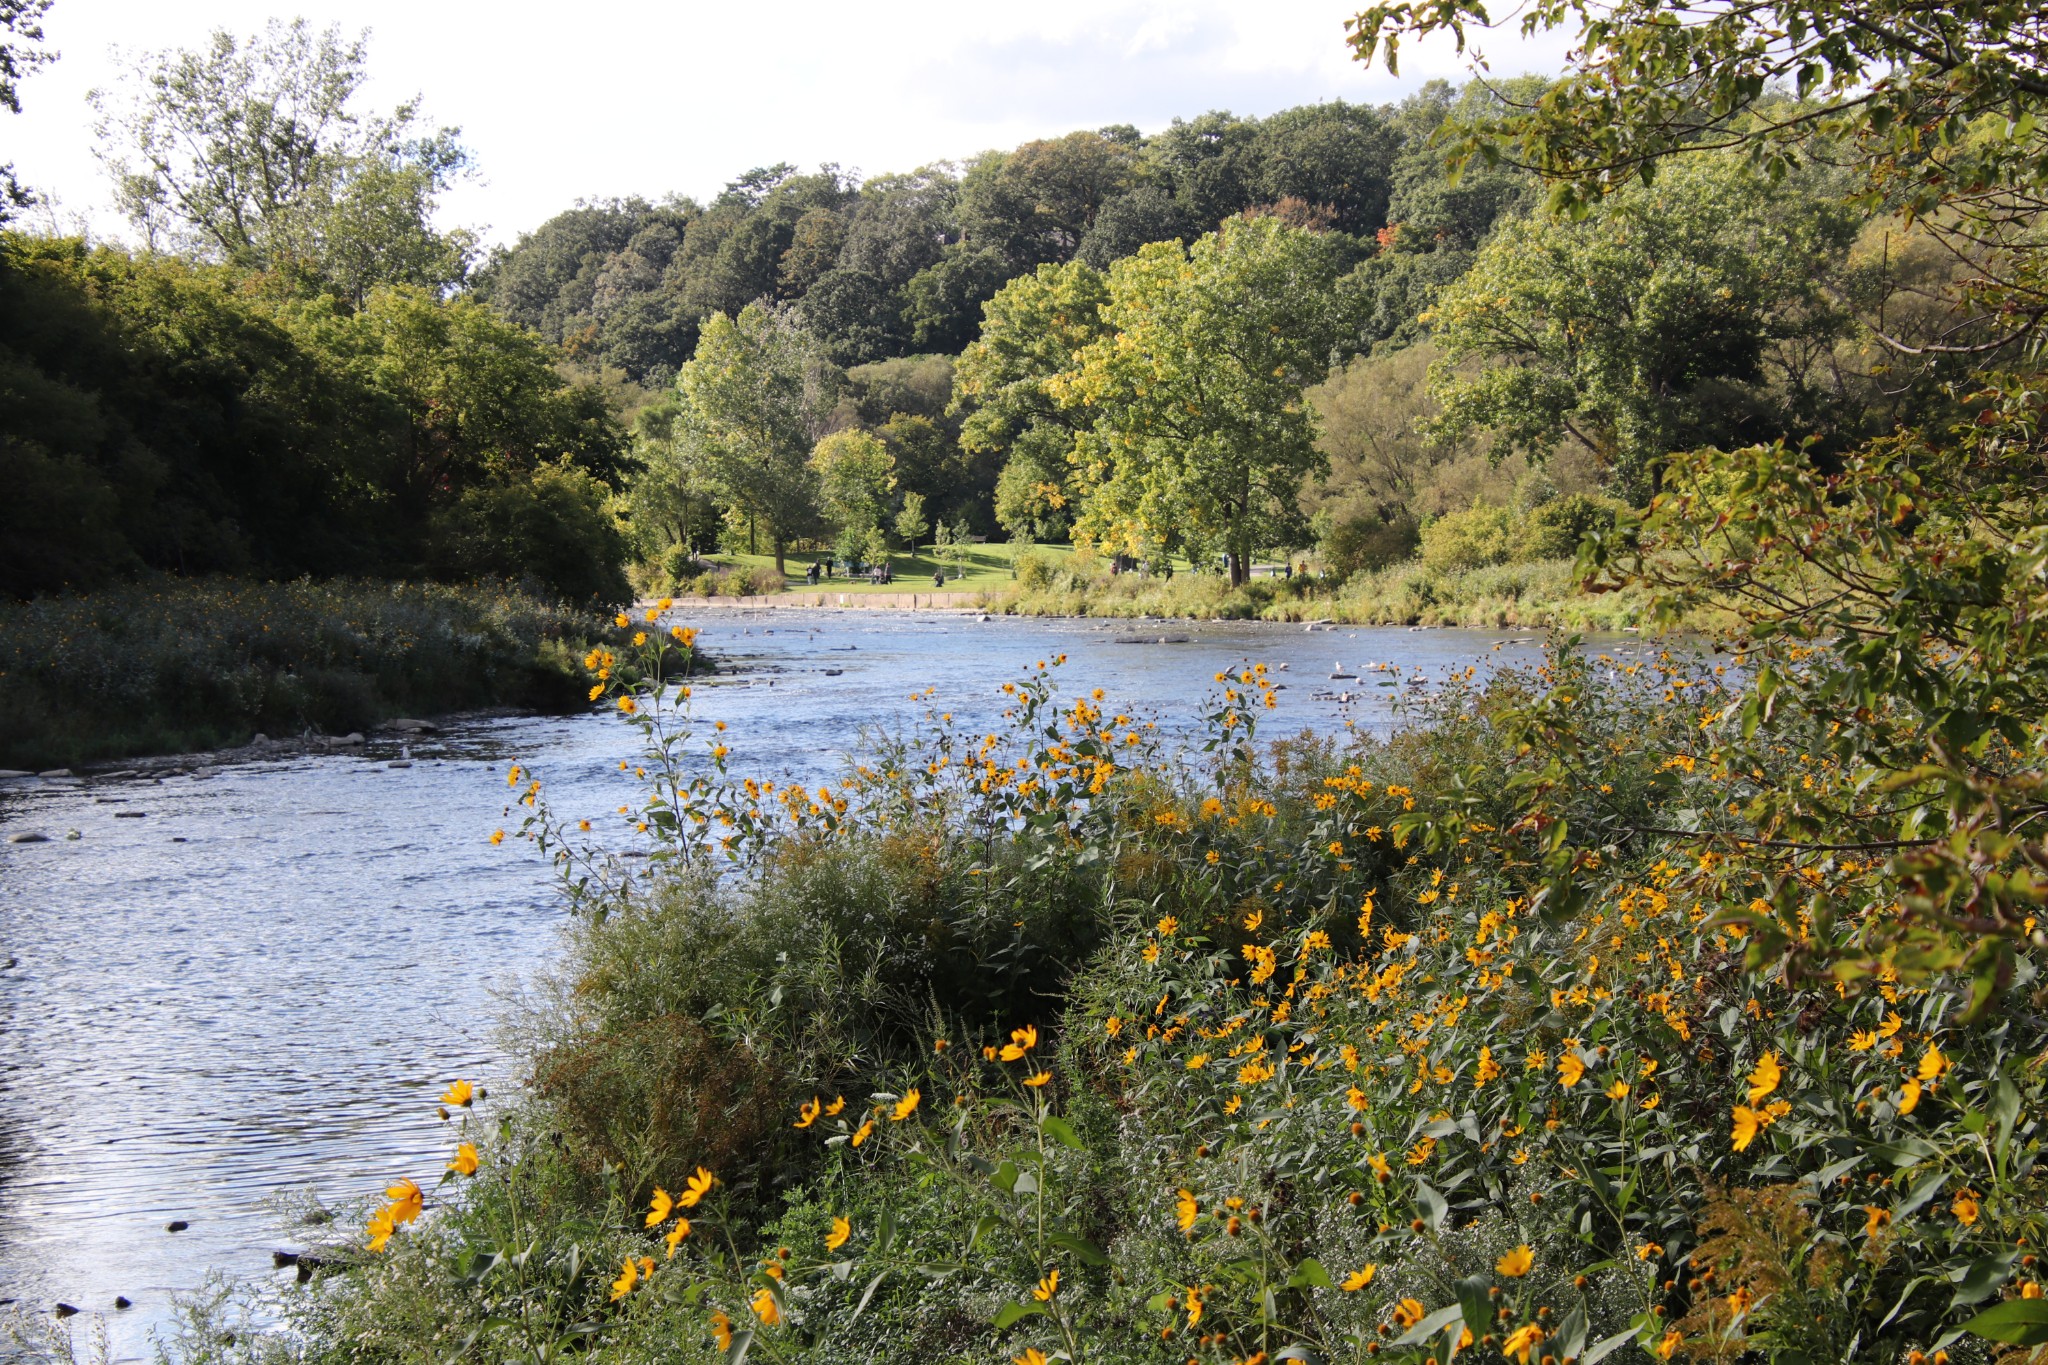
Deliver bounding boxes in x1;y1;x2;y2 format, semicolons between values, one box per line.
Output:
0;610;1569;1359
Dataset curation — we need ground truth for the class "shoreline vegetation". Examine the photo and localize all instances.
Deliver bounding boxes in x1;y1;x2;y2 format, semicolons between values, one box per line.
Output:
0;577;614;772
645;541;1687;631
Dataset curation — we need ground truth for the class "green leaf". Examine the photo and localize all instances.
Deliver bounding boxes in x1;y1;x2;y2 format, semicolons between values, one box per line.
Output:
1039;1115;1084;1150
1896;1166;1948;1218
1414;1178;1448;1231
1049;1231;1108;1267
725;1328;754;1365
1582;1327;1640;1364
992;1301;1045;1331
1287;1257;1336;1290
1456;1273;1492;1335
1962;1298;2048;1346
1951;1252;2021;1309
1392;1304;1465;1347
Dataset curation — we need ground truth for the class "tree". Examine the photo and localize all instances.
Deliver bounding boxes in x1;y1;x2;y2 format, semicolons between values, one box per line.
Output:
1423;152;1858;499
953;258;1113;538
1;0;53;221
90;19;474;302
674;303;837;572
894;490;929;556
1050;216;1356;584
809;427;895;565
958;132;1139;270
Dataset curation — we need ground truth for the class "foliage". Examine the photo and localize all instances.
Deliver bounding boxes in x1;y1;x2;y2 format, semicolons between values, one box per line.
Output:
1418;504;1518;573
0;233;629;599
89;19;474;303
0;0;52;219
428;460;632;608
1424;153;1859;500
1050;218;1357;582
276;640;2047;1365
0;576;603;769
809;429;898;565
673;303;839;572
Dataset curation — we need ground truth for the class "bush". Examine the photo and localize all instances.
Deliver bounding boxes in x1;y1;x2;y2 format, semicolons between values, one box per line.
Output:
1418;502;1518;573
1521;492;1618;562
428;461;632;608
1318;509;1421;582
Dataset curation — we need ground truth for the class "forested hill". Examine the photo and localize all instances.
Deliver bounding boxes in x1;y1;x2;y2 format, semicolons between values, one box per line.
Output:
470;82;1534;385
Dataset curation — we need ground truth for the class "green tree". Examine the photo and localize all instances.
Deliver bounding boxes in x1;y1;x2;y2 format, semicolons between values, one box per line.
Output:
675;303;837;572
90;19;474;303
894;489;929;555
1050;216;1355;583
809;427;896;564
1;0;53;220
953;259;1112;538
1423;152;1858;500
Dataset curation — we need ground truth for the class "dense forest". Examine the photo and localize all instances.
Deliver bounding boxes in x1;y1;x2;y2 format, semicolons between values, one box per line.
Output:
0;11;1993;609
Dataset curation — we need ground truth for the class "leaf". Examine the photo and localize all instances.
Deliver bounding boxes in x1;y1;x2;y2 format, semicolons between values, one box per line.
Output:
1456;1273;1492;1335
874;1206;897;1257
1582;1327;1640;1364
725;1328;753;1365
992;1301;1045;1331
1414;1178;1448;1231
1950;1252;2021;1309
1392;1304;1465;1347
1896;1166;1948;1218
1962;1298;2048;1346
1039;1115;1083;1150
1287;1258;1335;1290
1049;1231;1108;1267
1554;1302;1589;1361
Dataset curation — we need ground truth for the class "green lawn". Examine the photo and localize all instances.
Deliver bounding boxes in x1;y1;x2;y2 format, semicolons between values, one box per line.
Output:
701;542;1078;594
698;542;1287;594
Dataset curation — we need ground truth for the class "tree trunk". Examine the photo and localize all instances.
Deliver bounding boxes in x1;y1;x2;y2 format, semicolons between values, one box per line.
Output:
773;537;786;575
1227;549;1248;587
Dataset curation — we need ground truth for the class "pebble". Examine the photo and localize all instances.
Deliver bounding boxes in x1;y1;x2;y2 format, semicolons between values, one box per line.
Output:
0;770;31;780
5;832;50;844
166;1220;188;1233
65;830;81;841
114;1296;131;1310
54;1303;78;1318
386;718;438;734
386;760;413;769
37;768;72;778
114;811;148;818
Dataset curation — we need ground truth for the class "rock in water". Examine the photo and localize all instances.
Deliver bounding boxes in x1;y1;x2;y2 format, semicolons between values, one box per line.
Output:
6;832;50;844
166;1220;189;1232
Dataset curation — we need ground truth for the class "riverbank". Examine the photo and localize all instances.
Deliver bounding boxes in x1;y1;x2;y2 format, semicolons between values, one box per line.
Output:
662;555;1691;631
0;577;612;771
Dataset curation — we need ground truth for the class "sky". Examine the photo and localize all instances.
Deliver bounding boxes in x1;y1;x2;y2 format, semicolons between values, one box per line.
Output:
5;0;1570;250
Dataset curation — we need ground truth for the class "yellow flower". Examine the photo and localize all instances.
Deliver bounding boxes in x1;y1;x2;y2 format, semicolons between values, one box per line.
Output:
1953;1192;1980;1226
1653;1328;1682;1360
1033;1268;1060;1301
386;1178;423;1225
489;829;505;846
632;631;648;647
1023;1070;1053;1087
1186;1053;1210;1070
826;1215;851;1251
1731;1105;1764;1151
1848;1029;1876;1051
1863;1205;1891;1238
794;1096;822;1129
665;1217;691;1256
657;597;673;611
1746;1050;1781;1104
1015;1351;1049;1365
851;1118;874;1146
891;1088;921;1120
366;1204;395;1252
614;613;630;628
1898;1079;1923;1114
751;1286;780;1326
1917;1045;1949;1084
617;696;637;714
1502;1323;1546;1363
679;1166;717;1208
824;1095;846;1116
1476;1047;1501;1084
646;1187;673;1228
1001;1024;1039;1061
1342;1264;1378;1291
442;1080;474;1108
1879;1013;1903;1038
1392;1297;1426;1328
710;1309;733;1349
588;683;605;702
1497;1244;1534;1278
1558;1053;1586;1087
448;1143;479;1176
1176;1188;1199;1232
610;1256;640;1301
1367;1152;1392;1182
1606;1079;1632;1100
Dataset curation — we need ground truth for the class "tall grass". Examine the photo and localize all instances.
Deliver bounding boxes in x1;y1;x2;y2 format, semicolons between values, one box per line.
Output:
0;576;605;769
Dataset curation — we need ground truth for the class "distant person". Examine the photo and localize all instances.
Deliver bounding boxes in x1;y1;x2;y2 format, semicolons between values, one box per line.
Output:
933;567;945;588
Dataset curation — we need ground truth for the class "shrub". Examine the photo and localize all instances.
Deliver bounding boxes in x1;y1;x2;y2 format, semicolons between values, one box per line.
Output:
1520;492;1618;562
1418;502;1518;573
1319;509;1421;581
428;461;632;608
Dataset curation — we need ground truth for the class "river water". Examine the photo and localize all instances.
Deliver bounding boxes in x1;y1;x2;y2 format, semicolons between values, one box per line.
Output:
0;610;1563;1359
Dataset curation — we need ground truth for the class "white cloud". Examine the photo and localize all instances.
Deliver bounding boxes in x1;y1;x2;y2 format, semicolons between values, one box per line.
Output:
5;0;1569;248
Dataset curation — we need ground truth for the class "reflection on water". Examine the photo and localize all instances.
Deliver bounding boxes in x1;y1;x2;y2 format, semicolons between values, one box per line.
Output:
0;610;1560;1357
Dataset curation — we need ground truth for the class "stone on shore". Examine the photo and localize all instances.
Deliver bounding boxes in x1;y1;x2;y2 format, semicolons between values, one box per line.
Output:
6;831;51;843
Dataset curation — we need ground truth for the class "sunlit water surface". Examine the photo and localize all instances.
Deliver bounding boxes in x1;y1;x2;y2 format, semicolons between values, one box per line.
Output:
0;611;1578;1358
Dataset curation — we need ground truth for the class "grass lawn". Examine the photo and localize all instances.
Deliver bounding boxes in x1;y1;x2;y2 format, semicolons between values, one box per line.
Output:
700;542;1076;594
696;543;1295;595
